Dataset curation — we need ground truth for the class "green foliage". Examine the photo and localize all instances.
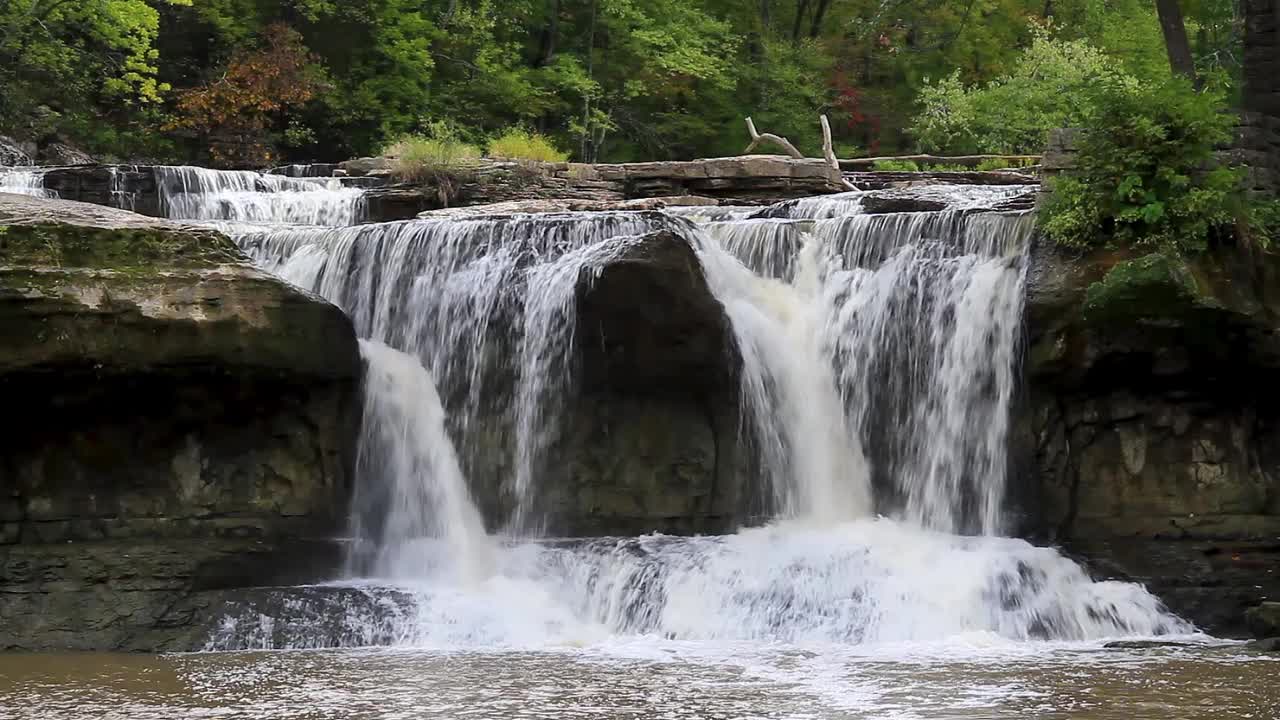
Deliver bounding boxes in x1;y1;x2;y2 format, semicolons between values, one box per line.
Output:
487;129;568;163
384;122;482;181
0;0;191;156
1039;76;1241;254
872;159;921;172
912;29;1128;155
0;0;1257;166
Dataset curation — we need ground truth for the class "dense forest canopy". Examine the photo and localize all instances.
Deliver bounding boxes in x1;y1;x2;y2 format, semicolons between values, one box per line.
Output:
0;0;1249;166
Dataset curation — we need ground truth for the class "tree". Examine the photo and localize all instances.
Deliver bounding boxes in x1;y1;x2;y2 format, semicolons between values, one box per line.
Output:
170;23;328;167
0;0;191;153
1155;0;1198;82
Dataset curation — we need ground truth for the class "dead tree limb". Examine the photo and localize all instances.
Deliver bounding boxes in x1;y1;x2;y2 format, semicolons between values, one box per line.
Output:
821;114;860;191
744;117;804;158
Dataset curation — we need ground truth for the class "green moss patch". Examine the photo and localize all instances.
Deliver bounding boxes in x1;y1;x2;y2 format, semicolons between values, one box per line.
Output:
1083;252;1203;321
0;222;244;270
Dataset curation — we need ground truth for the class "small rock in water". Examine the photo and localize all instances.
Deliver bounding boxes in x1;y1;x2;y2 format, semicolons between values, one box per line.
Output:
1244;637;1280;652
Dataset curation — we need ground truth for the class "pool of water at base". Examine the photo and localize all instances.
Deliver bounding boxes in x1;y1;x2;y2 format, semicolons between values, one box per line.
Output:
1;640;1276;720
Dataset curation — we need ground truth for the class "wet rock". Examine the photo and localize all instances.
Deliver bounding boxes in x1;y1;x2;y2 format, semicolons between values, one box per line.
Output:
858;195;948;213
1246;602;1280;638
416;195;720;219
1018;236;1280;635
0;193;361;651
1103;639;1201;649
1245;637;1280;652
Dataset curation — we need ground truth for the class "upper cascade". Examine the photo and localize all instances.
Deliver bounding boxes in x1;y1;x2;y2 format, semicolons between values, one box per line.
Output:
0;167;54;198
154;165;367;226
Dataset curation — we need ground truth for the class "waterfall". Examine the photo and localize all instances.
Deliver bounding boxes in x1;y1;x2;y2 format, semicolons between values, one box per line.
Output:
0;167;55;198
154;165;366;226
237;212;683;534
201;181;1193;650
350;340;492;582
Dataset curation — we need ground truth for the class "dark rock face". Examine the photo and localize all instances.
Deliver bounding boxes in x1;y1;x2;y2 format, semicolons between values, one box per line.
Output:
1243;0;1279;119
452;229;747;536
0;193;361;650
555;230;744;534
1019;238;1280;636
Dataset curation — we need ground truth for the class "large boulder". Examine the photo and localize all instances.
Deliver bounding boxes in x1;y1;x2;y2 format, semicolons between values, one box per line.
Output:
0;193;361;650
1019;238;1280;636
450;228;747;536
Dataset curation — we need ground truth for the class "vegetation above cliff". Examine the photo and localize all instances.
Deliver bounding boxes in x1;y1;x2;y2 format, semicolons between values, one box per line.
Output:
0;0;1248;166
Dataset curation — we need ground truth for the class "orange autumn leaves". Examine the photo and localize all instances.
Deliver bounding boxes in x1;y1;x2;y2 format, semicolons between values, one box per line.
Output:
169;24;327;167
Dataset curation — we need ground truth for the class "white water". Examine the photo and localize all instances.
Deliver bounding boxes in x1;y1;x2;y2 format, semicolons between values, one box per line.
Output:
350;340;492;582
237;212;684;534
174;178;1193;651
0;167;55;198
154;165;366;226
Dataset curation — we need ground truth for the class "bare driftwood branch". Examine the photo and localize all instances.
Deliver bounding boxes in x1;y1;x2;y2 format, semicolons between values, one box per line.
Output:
820;114;859;191
744;117;803;159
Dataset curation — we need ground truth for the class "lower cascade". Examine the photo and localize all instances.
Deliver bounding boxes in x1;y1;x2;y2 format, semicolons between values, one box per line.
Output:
207;183;1192;651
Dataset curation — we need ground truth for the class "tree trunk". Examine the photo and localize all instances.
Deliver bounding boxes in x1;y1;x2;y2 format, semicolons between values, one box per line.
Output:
1155;0;1198;82
808;0;832;39
534;0;560;67
791;0;810;44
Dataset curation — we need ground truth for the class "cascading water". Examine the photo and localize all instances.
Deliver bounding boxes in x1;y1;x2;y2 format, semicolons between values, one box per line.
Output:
0;167;55;198
350;339;493;583
154;165;366;226
177;177;1193;651
238;212;684;534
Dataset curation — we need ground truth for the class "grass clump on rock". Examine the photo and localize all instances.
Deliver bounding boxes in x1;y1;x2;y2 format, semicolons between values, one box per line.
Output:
487;128;569;163
384;123;482;182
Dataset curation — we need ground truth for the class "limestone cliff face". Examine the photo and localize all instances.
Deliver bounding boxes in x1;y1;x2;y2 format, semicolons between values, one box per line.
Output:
0;193;361;650
1019;239;1280;636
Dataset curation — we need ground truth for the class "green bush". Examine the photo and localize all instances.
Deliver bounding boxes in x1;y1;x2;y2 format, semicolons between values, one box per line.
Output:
383;123;482;182
912;31;1125;155
1039;76;1242;254
487;128;569;163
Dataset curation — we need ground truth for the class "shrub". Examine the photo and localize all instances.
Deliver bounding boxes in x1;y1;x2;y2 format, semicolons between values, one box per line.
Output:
384;124;482;182
1039;76;1242;254
487;128;569;163
912;31;1125;155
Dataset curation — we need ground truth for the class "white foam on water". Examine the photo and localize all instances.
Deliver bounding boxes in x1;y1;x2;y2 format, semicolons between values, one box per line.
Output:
208;518;1192;652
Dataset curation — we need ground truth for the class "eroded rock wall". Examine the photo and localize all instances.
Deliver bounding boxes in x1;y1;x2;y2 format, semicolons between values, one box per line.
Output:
1020;239;1280;635
0;193;361;650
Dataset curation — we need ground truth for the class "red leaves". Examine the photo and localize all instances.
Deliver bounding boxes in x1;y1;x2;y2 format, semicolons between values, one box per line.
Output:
170;24;327;167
